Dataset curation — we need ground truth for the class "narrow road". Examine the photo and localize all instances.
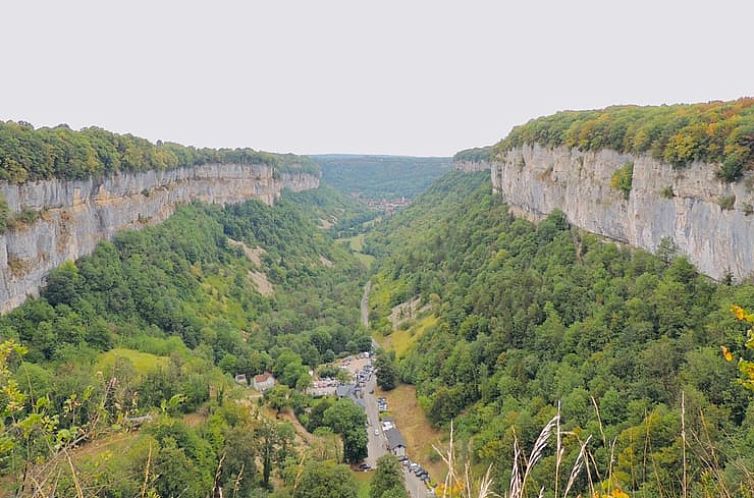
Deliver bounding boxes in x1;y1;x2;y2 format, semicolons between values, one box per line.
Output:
361;280;371;328
361;279;427;497
363;376;427;497
364;374;386;468
404;467;427;498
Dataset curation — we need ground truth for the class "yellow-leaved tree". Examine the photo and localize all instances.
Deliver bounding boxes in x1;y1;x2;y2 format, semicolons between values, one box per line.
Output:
726;305;754;390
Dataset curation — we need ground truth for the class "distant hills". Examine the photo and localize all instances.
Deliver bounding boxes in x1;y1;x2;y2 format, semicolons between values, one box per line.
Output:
312;154;453;200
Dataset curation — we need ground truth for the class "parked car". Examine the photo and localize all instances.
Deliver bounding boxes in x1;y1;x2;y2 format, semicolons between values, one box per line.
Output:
374;428;379;436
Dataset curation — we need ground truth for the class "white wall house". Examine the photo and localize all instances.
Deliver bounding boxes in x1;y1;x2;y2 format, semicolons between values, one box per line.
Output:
253;372;275;391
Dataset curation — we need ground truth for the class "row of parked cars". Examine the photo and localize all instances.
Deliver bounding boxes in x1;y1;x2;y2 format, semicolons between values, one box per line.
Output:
356;363;373;386
400;456;431;483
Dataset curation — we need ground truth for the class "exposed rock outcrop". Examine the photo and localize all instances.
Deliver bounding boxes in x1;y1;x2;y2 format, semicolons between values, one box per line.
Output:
454;160;492;173
492;144;754;281
0;164;319;312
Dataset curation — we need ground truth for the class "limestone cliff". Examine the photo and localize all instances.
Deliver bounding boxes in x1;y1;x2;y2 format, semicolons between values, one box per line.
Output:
0;164;319;312
492;144;754;281
454;160;492;173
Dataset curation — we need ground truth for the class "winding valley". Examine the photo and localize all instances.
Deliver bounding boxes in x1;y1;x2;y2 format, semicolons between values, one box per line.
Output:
3;98;754;498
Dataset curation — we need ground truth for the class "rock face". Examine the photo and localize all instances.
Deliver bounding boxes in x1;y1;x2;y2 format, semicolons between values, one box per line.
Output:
0;164;319;312
492;144;754;281
454;160;492;173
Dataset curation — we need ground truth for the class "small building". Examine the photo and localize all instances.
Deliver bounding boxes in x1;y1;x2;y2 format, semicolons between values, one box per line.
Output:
384;427;406;457
234;374;248;386
336;383;356;398
381;418;395;431
336;383;366;411
252;372;276;392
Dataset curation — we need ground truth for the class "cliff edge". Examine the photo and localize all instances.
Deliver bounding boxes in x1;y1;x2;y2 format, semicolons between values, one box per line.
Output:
0;164;319;312
492;144;753;281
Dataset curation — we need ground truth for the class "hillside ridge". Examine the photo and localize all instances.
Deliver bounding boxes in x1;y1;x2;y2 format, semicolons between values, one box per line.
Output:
455;99;754;280
0;163;320;312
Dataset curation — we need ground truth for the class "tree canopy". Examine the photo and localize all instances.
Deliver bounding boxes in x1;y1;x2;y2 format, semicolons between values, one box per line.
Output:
365;170;754;495
0;120;318;183
493;98;754;181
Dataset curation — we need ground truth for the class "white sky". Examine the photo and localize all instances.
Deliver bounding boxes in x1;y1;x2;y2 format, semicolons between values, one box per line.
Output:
1;0;752;156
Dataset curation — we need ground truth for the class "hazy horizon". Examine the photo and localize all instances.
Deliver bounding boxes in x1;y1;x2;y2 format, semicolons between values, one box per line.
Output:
2;0;752;156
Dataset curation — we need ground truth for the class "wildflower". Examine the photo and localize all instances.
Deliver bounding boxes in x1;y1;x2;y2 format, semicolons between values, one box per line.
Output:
721;345;734;362
731;304;747;321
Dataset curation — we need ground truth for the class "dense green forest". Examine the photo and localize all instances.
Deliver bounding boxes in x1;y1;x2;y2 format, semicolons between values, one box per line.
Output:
6;147;754;497
0;120;318;183
365;171;754;496
453;146;492;163
294;183;378;238
494;98;754;181
0;187;374;496
314;154;452;200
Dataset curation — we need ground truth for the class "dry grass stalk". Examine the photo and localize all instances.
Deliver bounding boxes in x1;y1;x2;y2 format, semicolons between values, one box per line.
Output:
232;463;244;498
519;416;558;497
141;442;153;498
563;435;591;498
432;421;499;498
555;402;563;498
508;436;522;498
681;392;687;498
212;451;226;498
64;449;84;498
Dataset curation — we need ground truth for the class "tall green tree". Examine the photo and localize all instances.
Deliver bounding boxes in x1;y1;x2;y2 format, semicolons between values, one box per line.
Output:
375;350;398;391
370;455;408;498
293;461;358;498
322;399;368;463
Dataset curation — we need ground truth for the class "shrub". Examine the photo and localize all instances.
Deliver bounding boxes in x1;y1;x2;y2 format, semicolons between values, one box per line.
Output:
7;255;30;276
718;194;736;210
660;186;675;199
0;194;8;233
6;208;41;230
718;153;747;182
610;162;634;200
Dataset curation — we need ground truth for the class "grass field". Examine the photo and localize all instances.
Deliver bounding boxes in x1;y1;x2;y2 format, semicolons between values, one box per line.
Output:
378;384;445;483
337;233;376;268
375;314;437;359
352;469;372;498
95;348;169;377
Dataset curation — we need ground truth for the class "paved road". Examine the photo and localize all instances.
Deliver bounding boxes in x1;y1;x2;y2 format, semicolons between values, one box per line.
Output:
362;279;428;497
404;467;428;498
361;280;371;328
364;373;386;468
363;375;427;497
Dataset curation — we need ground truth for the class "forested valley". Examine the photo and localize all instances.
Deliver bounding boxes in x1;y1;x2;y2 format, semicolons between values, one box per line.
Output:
0;184;377;497
3;165;754;497
365;171;754;497
314;155;453;201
